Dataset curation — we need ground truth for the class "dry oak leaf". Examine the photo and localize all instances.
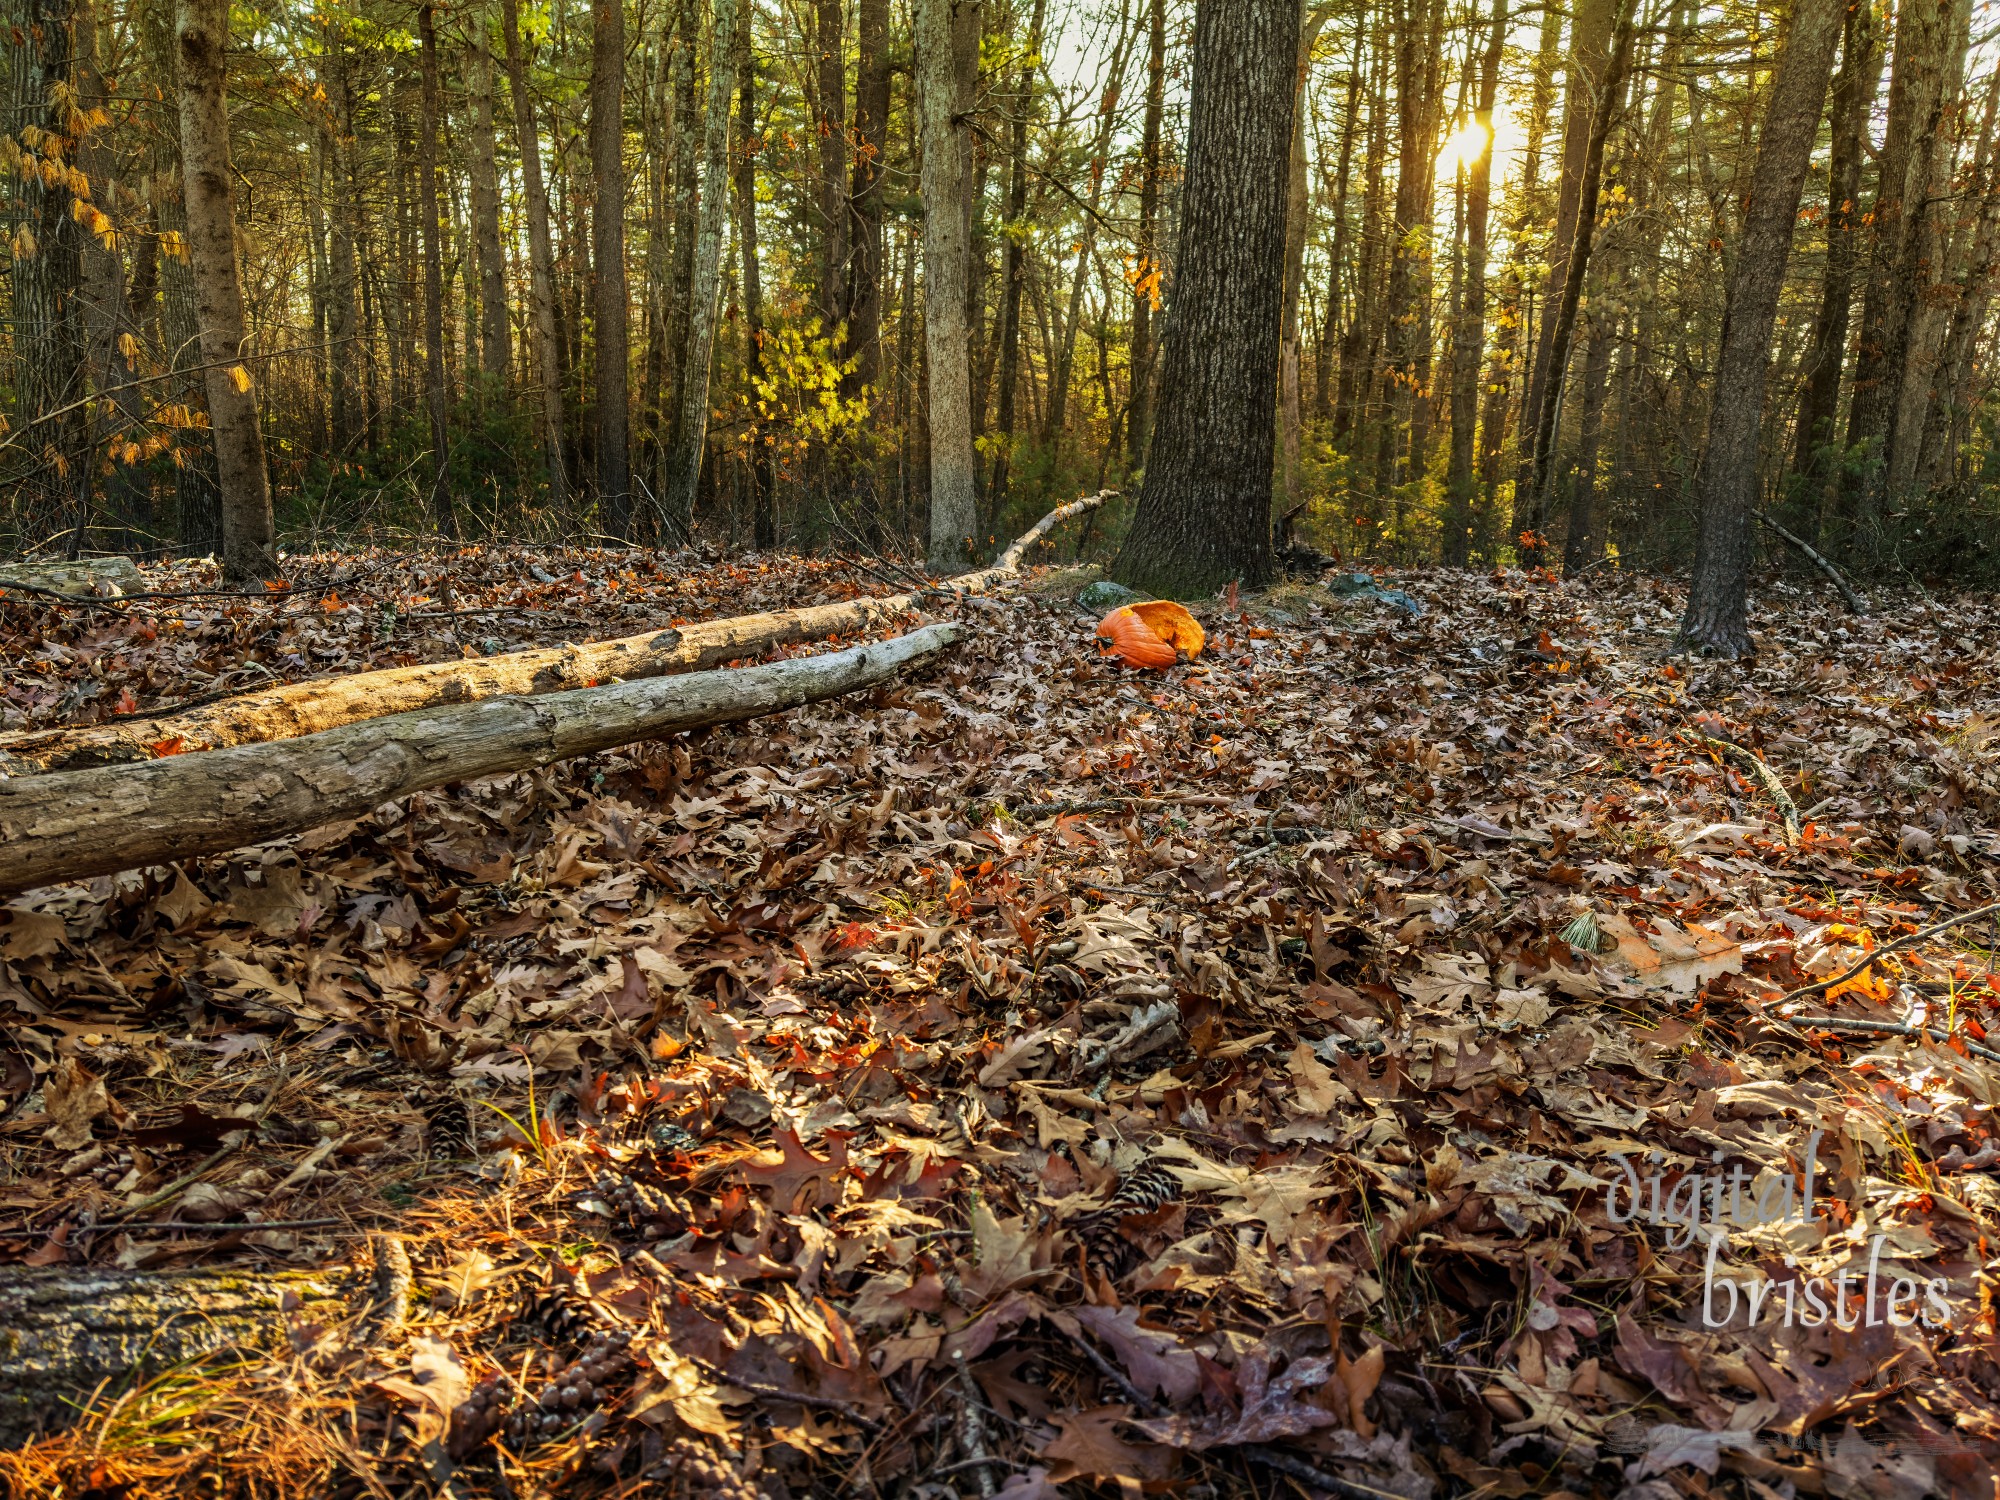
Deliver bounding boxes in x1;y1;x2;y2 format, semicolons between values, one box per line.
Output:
733;1128;849;1212
374;1336;470;1447
1595;912;1742;993
42;1057;114;1151
1039;1405;1174;1483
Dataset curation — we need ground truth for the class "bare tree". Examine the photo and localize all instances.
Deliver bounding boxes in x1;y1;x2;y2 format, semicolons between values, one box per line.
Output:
917;0;980;568
501;0;569;502
592;0;632;532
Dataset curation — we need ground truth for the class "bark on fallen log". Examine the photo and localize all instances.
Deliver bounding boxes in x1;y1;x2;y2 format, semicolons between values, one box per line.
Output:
0;492;1110;775
0;623;962;895
0;1265;344;1448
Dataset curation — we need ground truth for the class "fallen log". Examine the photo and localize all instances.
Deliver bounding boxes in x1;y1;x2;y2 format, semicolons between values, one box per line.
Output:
0;492;1110;775
0;1264;345;1447
0;623;961;895
0;555;144;598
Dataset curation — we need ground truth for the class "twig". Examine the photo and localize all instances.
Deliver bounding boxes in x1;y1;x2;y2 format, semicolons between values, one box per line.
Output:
1782;1014;2000;1066
1241;1444;1418;1500
1687;732;1802;846
682;1354;884;1433
91;1216;350;1235
1786;899;2000;1001
1757;512;1869;615
951;1350;998;1498
107;1140;241;1219
355;1233;412;1349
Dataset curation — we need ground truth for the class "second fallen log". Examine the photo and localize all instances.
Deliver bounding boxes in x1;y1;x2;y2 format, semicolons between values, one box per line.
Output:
0;624;961;894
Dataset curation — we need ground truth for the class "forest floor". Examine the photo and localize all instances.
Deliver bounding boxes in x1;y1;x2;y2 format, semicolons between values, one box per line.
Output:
2;548;1999;1500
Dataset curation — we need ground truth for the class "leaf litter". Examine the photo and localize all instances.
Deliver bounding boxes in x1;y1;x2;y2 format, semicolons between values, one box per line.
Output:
2;552;1999;1498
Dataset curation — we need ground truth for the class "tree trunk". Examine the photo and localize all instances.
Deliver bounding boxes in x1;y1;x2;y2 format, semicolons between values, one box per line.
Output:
735;11;776;548
1127;0;1167;465
468;27;512;389
502;0;570;504
844;0;891;396
1914;69;2000;493
917;0;980;569
1559;305;1612;570
1511;0;1614;553
1314;51;1360;426
416;2;455;536
1279;9;1334;524
1111;0;1299;598
1443;0;1504;565
815;0;849;326
1842;0;1968;538
1784;0;1877;526
989;0;1047;508
322;19;363;454
660;0;701;505
0;1267;347;1449
1518;0;1635;560
1678;0;1845;657
591;0;632;534
0;628;963;895
664;0;740;540
176;0;280;581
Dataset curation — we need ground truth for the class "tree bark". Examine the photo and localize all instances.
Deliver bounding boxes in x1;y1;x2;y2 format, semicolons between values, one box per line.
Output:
1443;0;1505;565
321;18;364;452
1784;0;1877;522
815;0;849;326
468;25;512;389
735;10;776;548
1111;0;1299;598
502;0;571;505
0;628;964;895
1678;0;1846;657
660;0;701;505
0;1266;346;1449
989;0;1048;507
1842;0;1968;537
1127;0;1166;465
844;0;892;396
1518;0;1635;560
416;2;455;536
664;0;740;540
592;0;632;533
917;0;980;569
1279;8;1334;524
175;0;280;582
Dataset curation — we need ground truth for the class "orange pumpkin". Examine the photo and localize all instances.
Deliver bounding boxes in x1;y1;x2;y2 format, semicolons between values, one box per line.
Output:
1096;602;1202;669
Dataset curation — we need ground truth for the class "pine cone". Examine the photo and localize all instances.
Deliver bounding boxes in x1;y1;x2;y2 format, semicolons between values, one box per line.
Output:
651;1436;763;1500
1071;1159;1184;1279
510;1284;597;1346
423;1093;475;1161
503;1328;636;1447
578;1169;693;1238
447;1376;509;1460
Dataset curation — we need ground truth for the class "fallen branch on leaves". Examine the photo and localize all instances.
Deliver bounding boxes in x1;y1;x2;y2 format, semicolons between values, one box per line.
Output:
1780;1013;2000;1067
0;623;962;894
1687;731;1803;846
1785;898;2000;1001
1758;512;1869;616
0;492;1110;774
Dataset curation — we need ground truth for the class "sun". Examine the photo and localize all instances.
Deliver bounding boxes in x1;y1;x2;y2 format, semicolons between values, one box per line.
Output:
1436;116;1494;175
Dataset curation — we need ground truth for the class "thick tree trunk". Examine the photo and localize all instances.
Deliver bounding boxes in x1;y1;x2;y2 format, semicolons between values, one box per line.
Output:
1842;0;1968;538
1127;0;1167;465
1111;0;1299;598
592;0;632;534
917;0;980;569
1518;0;1635;559
1785;0;1877;523
468;28;512;388
416;2;455;536
176;0;280;582
660;0;701;505
664;0;740;539
1678;0;1846;657
502;0;570;504
989;0;1047;508
1279;9;1334;522
1443;0;1505;565
815;0;849;326
1559;306;1612;570
735;13;776;548
322;22;364;453
1914;71;2000;492
0;1267;346;1449
844;0;892;396
1510;0;1614;553
0;629;963;895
